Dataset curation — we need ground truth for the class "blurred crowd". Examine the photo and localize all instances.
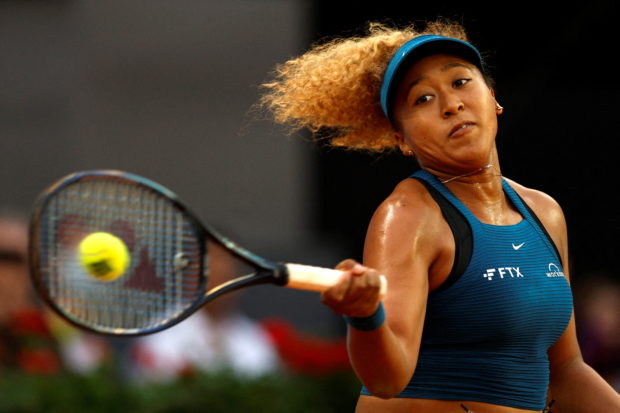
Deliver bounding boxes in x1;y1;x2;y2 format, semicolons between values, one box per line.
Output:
0;210;61;374
573;274;620;390
1;207;619;392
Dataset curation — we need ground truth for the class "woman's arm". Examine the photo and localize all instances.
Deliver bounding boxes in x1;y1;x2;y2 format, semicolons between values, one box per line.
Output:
519;185;620;412
548;327;620;412
321;179;448;398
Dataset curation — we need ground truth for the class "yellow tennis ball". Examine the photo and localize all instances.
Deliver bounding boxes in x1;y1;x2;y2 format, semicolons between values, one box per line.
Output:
78;232;130;281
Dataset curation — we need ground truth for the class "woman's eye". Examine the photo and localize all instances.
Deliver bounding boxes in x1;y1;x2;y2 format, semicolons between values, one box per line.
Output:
415;95;433;105
454;78;470;87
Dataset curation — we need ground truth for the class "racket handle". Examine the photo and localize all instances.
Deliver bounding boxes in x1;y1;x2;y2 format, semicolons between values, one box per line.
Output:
284;263;387;299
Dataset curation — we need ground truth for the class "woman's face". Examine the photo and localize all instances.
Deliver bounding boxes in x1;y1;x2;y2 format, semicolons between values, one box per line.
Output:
392;54;500;175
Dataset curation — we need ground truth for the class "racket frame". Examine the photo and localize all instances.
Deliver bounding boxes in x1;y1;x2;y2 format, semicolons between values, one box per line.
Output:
29;170;289;336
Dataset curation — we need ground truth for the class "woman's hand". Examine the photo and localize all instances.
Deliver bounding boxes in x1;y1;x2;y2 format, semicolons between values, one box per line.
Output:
320;259;383;318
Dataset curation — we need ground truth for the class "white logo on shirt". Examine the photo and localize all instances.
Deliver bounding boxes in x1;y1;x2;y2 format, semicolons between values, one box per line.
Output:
483;267;524;280
546;263;565;278
512;242;525;250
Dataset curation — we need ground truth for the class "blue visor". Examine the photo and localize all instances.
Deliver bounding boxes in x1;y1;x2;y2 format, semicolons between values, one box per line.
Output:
380;35;484;125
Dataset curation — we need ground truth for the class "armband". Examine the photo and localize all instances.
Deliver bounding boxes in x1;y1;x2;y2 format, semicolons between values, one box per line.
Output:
343;302;385;331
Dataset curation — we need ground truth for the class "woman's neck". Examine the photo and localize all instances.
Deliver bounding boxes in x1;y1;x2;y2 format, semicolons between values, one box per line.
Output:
424;149;503;198
424;160;521;226
439;164;494;184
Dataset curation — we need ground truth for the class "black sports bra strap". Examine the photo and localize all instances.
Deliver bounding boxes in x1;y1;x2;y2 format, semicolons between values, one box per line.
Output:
413;177;473;294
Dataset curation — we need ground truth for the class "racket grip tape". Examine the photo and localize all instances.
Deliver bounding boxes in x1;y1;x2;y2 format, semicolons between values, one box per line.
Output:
283;263;387;299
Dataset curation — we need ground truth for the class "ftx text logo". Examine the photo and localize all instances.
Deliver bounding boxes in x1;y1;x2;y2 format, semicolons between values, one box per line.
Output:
483;267;524;281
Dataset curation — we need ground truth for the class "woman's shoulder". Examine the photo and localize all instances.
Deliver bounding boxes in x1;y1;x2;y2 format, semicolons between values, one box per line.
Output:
369;177;444;231
503;177;566;227
363;177;453;281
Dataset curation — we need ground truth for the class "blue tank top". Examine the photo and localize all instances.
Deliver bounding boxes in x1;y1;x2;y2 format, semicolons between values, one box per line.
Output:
361;170;573;410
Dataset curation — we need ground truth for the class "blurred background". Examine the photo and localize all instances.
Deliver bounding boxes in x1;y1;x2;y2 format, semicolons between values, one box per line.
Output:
1;0;618;411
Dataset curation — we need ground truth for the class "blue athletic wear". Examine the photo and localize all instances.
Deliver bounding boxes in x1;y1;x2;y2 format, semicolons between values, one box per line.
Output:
361;170;573;410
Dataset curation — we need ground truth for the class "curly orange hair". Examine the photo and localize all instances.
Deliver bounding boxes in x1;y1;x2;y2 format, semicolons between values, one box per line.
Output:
259;20;473;152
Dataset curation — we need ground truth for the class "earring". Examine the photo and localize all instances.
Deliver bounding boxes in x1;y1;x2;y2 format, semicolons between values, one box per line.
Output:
496;103;504;111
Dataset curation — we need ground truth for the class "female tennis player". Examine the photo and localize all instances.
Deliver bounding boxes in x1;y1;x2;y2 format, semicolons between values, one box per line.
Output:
260;20;620;413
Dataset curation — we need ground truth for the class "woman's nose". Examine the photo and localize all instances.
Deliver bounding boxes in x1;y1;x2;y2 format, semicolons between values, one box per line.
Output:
442;97;464;117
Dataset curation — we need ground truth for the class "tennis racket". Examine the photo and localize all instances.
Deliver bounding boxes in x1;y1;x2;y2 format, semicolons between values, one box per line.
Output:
29;170;387;336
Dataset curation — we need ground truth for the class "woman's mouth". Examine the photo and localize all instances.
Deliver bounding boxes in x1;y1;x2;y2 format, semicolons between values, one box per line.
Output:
449;122;476;138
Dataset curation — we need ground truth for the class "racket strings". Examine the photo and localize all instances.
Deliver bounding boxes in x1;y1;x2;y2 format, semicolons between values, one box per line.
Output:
36;179;204;334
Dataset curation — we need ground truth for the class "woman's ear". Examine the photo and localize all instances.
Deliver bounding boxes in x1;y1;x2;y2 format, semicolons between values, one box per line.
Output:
490;88;504;115
395;132;415;157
